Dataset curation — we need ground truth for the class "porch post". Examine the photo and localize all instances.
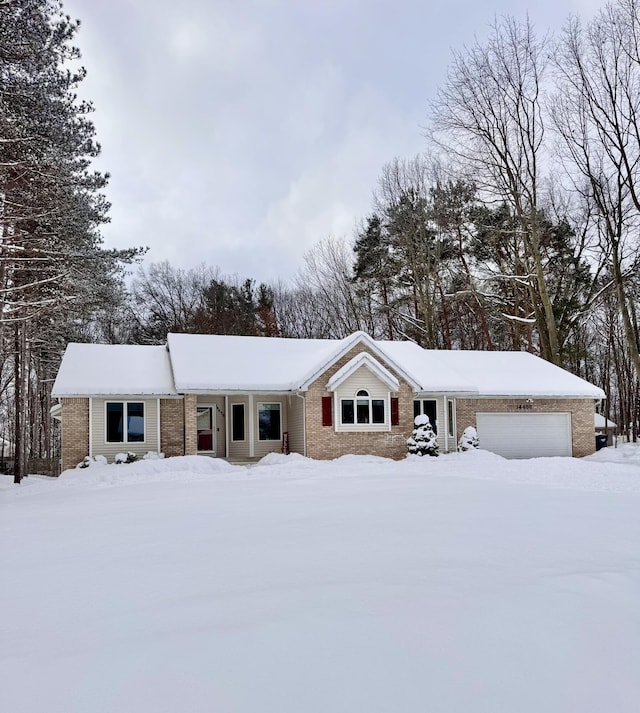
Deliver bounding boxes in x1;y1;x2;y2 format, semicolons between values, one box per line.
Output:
184;394;198;455
248;394;254;458
225;395;229;460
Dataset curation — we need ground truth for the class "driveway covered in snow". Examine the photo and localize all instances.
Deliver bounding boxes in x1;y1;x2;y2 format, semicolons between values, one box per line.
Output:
1;450;640;713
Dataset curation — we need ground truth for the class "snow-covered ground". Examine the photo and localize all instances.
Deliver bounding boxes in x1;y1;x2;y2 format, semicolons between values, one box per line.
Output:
1;449;640;713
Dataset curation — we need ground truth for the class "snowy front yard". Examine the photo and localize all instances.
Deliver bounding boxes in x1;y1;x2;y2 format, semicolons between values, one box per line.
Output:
1;450;640;713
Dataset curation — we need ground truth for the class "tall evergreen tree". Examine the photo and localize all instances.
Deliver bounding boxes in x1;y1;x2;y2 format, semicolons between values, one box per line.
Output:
0;1;140;482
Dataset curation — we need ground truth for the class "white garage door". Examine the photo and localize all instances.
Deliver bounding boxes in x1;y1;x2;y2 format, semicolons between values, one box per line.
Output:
476;412;572;459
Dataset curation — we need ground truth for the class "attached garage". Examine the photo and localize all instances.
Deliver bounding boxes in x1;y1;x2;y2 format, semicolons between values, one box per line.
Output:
476;412;573;459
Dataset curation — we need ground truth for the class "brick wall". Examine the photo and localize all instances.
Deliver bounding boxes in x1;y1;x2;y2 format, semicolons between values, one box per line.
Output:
183;394;198;455
61;398;89;472
305;345;414;460
160;398;185;457
455;398;596;457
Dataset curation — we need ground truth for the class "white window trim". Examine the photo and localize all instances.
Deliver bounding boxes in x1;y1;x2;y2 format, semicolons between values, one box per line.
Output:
257;401;282;442
104;400;146;445
447;399;456;441
230;402;246;442
335;390;389;432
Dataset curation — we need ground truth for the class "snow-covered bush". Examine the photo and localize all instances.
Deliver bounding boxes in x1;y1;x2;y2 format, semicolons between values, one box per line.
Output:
407;414;439;457
458;426;479;452
76;454;108;469
143;451;164;460
114;452;138;464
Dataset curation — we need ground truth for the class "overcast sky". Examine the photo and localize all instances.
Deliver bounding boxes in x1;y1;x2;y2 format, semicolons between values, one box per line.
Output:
64;0;600;284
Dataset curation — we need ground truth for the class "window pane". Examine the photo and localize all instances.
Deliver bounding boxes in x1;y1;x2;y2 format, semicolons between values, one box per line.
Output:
448;400;454;438
425;400;437;434
232;404;245;441
106;403;123;442
356;399;369;423
197;407;212;430
127;402;144;442
356;389;369;397
341;400;354;424
258;403;281;440
372;399;385;423
413;400;421;419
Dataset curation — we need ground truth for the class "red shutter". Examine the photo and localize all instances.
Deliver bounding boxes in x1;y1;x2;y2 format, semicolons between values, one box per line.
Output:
322;396;333;426
391;397;399;426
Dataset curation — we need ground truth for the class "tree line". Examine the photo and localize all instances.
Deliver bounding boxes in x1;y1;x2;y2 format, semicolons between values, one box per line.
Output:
2;0;640;482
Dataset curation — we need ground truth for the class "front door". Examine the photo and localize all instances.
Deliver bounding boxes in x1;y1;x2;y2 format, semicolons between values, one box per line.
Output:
197;406;216;453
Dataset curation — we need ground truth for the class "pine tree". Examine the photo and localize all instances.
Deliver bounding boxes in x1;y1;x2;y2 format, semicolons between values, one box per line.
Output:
407;414;439;457
458;426;479;452
0;1;140;482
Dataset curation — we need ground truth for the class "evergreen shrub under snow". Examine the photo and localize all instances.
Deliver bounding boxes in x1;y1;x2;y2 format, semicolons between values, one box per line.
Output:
115;452;138;464
407;414;439;457
458;426;479;452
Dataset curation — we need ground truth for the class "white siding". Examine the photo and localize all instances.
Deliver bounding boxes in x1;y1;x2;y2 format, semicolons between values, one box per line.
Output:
287;394;305;455
91;398;159;462
334;366;391;433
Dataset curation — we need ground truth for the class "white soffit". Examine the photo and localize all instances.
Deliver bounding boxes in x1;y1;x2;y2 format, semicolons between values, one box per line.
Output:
326;353;400;392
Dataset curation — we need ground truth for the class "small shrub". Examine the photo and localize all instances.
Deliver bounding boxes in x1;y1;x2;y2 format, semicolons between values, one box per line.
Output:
77;454;108;468
458;426;479;452
115;452;138;464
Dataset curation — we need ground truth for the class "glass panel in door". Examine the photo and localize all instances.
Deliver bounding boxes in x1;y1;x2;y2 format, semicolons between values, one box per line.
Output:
197;406;215;452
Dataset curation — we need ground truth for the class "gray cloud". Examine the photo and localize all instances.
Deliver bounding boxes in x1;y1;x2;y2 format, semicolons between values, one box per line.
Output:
65;0;589;282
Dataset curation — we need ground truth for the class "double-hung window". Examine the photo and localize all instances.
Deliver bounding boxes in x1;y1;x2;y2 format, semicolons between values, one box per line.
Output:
341;390;385;425
106;402;145;443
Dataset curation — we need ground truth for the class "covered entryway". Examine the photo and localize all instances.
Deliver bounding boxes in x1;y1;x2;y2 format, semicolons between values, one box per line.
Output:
476;412;572;459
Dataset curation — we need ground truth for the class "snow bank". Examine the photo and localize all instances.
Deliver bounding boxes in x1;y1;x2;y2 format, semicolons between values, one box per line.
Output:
57;455;240;487
584;443;640;466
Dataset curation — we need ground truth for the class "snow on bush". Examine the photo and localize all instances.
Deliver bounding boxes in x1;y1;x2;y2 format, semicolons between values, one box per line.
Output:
77;454;108;469
458;426;479;452
114;452;138;464
143;451;164;460
407;414;439;457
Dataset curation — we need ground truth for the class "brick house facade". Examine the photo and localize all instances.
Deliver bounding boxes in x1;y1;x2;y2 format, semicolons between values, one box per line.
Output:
53;333;604;470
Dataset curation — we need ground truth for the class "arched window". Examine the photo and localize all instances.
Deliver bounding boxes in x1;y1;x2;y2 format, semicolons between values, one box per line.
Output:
341;389;385;425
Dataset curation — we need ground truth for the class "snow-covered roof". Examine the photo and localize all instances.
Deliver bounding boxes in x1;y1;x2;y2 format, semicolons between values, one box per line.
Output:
427;350;606;399
51;344;177;397
52;334;605;399
167;333;345;392
378;341;477;394
595;414;617;428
